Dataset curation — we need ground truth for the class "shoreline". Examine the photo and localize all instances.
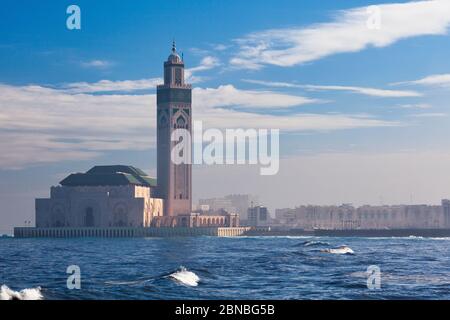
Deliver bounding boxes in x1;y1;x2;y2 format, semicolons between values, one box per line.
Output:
10;226;450;238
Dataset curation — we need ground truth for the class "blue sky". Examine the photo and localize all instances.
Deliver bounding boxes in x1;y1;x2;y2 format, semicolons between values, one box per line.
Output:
2;0;450;233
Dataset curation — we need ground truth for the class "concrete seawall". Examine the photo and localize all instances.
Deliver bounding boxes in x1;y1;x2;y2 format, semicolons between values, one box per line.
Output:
13;226;251;238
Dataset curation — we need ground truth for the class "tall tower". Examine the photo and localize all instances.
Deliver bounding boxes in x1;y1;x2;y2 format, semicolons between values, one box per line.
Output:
156;42;192;216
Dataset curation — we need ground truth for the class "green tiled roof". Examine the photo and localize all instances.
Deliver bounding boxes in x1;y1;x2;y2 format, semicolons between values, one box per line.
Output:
60;165;157;187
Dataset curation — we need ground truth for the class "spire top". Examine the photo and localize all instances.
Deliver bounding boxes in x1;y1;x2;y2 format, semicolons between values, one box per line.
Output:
172;39;176;53
167;39;182;63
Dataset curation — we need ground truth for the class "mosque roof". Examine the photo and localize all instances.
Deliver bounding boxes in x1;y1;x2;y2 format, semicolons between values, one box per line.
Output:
60;165;157;187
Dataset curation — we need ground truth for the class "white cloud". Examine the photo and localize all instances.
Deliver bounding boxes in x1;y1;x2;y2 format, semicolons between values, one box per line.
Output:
243;79;421;97
301;85;421;98
63;78;162;93
0;82;399;169
0;84;154;168
81;59;114;69
243;79;300;88
393;73;450;87
195;109;398;133
185;56;221;83
64;56;221;94
231;0;450;69
187;56;220;73
193;84;319;109
212;44;230;51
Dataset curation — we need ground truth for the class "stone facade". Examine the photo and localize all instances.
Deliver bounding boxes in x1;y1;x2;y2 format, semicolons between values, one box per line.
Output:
35;165;163;228
156;42;192;216
14;226;251;238
36;185;163;228
151;212;239;228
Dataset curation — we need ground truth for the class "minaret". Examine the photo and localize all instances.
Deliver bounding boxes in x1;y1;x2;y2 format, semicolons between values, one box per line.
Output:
156;42;192;216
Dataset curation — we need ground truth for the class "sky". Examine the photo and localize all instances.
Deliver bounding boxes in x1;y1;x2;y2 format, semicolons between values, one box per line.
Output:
1;0;450;233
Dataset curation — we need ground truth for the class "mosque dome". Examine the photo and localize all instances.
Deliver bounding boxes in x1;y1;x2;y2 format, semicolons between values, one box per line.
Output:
168;52;181;63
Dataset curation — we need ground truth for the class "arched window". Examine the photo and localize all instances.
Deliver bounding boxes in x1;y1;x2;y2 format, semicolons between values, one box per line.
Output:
176;115;186;128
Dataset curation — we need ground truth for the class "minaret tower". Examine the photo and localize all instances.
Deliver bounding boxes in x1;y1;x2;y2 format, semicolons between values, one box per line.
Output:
156;41;192;216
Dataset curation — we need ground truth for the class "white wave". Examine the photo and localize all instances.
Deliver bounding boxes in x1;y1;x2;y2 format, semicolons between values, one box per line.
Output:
303;240;330;247
321;245;355;255
0;285;43;300
408;236;425;239
168;267;200;287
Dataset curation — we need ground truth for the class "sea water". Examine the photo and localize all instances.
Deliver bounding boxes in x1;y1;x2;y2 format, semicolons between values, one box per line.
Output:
1;236;450;300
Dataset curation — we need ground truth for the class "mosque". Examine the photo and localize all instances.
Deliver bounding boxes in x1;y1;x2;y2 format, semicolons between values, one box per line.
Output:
15;43;244;238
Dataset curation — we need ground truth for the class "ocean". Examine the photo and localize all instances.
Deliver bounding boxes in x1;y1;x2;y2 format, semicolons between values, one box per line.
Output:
1;236;450;300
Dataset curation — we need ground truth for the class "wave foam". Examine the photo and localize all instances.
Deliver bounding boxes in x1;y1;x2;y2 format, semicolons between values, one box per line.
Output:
0;285;43;300
321;245;355;255
168;267;200;287
302;240;330;247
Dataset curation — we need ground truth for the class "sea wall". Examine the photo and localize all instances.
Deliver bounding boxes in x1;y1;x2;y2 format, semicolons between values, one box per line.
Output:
13;226;251;238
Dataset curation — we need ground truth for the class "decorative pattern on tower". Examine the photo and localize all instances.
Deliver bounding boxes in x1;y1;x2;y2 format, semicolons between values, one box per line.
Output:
156;42;192;216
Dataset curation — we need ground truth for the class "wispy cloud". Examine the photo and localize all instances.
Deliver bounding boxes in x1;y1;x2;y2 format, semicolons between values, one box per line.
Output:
392;73;450;87
80;59;114;69
231;0;450;69
63;78;162;93
301;85;421;98
194;84;319;109
187;56;220;73
185;56;221;83
66;57;221;93
243;79;421;98
212;44;230;51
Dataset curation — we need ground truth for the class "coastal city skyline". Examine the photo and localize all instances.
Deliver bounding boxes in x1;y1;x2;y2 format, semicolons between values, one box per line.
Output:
2;0;450;235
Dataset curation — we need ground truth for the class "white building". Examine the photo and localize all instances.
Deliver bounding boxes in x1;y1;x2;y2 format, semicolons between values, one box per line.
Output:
35;165;163;228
